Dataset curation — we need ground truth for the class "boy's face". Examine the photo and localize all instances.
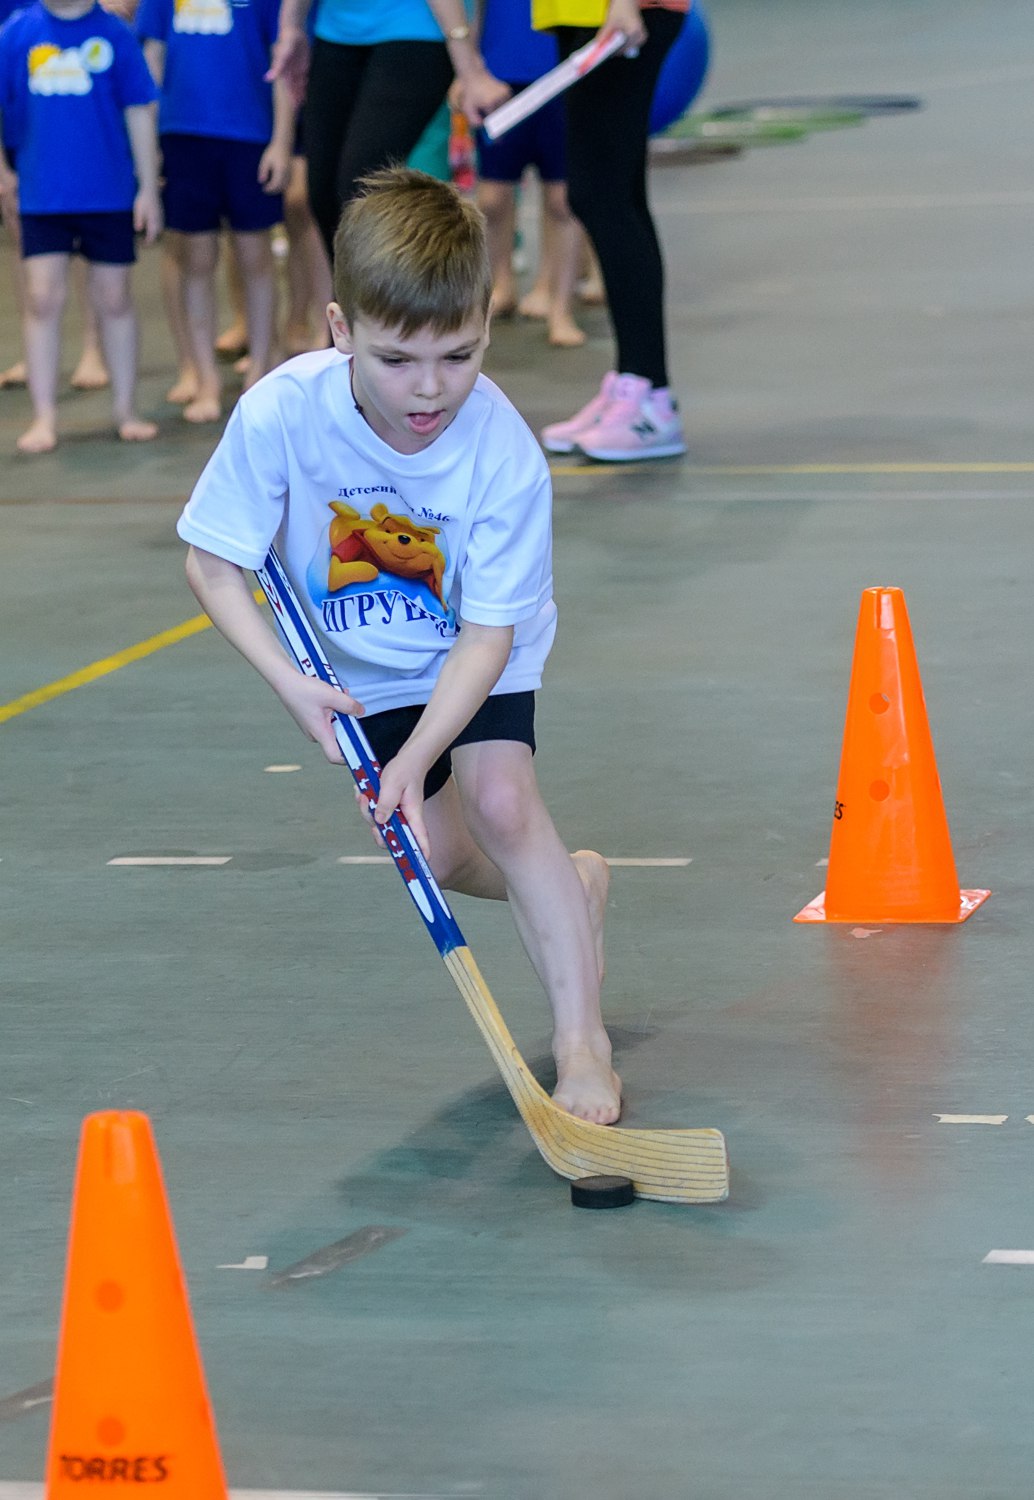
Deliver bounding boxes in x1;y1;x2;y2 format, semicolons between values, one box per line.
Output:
327;307;489;455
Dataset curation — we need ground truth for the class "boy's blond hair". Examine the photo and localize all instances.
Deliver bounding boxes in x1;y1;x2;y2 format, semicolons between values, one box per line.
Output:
333;166;492;337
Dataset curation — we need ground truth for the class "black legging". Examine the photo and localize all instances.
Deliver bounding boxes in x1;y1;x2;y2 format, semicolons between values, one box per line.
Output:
304;38;455;257
556;11;683;389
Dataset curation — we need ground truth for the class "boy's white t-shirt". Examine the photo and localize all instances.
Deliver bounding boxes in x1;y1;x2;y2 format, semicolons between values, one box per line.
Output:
177;350;557;714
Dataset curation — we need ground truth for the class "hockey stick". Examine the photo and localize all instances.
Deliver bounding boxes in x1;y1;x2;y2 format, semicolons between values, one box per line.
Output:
256;548;728;1203
482;29;628;141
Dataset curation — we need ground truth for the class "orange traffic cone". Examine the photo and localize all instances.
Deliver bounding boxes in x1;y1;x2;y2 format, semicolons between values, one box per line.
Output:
795;586;990;924
45;1111;227;1497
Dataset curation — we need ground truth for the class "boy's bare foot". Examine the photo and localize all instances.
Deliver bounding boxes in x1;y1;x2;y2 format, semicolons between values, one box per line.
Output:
553;1042;622;1125
234;354;251;378
70;349;110;390
183;391;221;423
518;286;550;321
166;370;200;405
215;323;248;360
118;417;158;442
578;274;606;307
573;848;609;984
0;360;27;388
548;313;586;348
17;415;57;454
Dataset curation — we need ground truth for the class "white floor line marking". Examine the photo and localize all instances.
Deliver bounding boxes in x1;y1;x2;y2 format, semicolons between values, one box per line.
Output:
217;1255;268;1270
1026;1116;1034;1125
983;1250;1034;1266
815;857;829;867
107;856;233;866
338;855;692;868
264;764;302;773
605;857;692;867
935;1114;1007;1125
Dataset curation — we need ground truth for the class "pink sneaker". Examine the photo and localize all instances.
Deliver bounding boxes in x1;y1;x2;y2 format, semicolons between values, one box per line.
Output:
540;371;619;454
576;375;686;462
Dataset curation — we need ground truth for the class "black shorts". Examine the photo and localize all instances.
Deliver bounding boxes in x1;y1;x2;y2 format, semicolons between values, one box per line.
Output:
20;210;136;263
160;133;283;234
361;690;536;801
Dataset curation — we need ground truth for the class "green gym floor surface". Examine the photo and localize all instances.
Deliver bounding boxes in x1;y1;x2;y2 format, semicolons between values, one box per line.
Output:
4;1;1034;1495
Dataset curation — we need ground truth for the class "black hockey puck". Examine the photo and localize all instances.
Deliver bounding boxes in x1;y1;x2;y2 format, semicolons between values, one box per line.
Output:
570;1175;635;1209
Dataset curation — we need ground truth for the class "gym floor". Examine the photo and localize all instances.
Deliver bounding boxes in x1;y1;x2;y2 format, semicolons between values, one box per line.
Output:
4;1;1034;1495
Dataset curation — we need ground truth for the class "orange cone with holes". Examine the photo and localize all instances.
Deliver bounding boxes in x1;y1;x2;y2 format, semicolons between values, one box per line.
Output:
45;1111;227;1497
795;586;990;924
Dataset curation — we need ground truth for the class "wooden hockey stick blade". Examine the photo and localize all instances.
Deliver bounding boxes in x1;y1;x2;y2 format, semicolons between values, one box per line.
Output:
444;946;729;1204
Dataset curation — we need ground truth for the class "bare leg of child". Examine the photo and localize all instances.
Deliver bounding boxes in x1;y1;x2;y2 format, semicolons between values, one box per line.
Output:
177;231;222;422
284;157;332;354
578;237;606;306
232;229;278;388
87;262;157;442
477;179;519;318
70;259;110;389
432;747;621;1125
1;211;28;389
215;238;248;359
542;180;586;348
17;252;66;453
160;236;200;405
518;199;553;323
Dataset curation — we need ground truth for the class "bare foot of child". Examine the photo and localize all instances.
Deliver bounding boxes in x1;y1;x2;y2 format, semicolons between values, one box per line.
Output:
548;313;586;348
0;360;28;388
17;415;57;454
518;286;550;321
215;323;248;360
573;848;609;984
553;1041;622;1125
70;349;110;390
234;354;251;378
166;370;199;405
118;416;158;442
578;273;606;307
183;389;221;423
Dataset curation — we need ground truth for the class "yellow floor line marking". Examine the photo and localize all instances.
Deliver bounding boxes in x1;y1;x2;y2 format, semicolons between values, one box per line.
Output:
0;592;265;725
551;461;1034;477
0;612;212;724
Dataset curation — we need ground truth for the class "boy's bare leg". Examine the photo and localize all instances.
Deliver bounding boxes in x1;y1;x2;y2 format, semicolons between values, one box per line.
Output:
232;229;277;387
284;157;332;353
0;203;27;387
87;262;157;441
477;179;519;317
518;195;554;322
160;236;200;405
177;231;222;422
70;259;110;389
542;181;586;349
446;743;621;1124
215;236;249;358
18;252;67;453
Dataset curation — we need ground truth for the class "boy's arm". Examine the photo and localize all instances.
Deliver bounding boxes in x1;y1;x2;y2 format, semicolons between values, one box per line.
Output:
258;76;296;194
266;0;310;104
124;100;162;242
371;620;514;853
142;35;165;85
185;546;365;763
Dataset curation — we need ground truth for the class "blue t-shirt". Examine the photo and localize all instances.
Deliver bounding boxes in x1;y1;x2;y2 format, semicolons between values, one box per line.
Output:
0;2;156;213
480;0;555;86
136;0;279;144
314;0;444;48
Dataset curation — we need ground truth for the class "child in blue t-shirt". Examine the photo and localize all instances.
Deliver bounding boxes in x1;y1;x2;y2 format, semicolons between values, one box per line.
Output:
137;0;294;425
0;0;160;453
474;0;587;348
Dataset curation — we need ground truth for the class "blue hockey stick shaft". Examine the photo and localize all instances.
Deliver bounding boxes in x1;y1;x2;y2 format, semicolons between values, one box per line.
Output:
256;547;466;957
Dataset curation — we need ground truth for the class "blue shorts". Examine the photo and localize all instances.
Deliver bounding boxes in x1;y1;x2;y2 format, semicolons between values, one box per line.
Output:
476;91;567;184
20;210;136;264
161;133;283;234
361;691;536;801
